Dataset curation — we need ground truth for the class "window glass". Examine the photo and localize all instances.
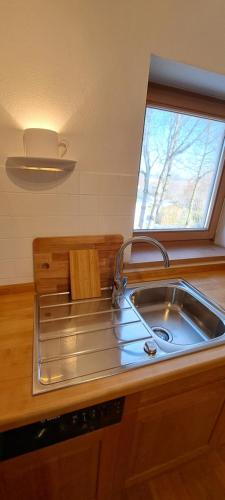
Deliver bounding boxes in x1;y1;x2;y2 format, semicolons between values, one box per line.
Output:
134;108;225;230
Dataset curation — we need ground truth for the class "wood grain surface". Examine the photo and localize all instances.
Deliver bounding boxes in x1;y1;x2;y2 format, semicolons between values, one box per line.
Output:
122;447;225;500
33;234;123;293
69;249;101;300
2;268;225;431
127;240;225;268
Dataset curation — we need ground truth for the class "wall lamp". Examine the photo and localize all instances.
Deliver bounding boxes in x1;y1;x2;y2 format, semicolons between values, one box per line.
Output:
6;128;76;176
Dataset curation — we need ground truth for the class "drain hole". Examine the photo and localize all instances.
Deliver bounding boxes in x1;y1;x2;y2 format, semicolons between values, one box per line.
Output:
151;326;173;342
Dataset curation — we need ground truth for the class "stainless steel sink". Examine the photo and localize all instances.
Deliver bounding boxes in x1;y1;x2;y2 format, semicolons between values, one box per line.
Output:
126;279;225;353
33;279;225;394
33;290;163;394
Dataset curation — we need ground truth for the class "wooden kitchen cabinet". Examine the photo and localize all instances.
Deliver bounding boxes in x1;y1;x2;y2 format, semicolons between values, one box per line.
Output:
0;425;120;500
209;396;225;448
1;379;225;500
130;382;224;474
112;380;225;497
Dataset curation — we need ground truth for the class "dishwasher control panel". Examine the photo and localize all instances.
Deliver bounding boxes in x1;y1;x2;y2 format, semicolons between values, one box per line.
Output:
0;397;124;461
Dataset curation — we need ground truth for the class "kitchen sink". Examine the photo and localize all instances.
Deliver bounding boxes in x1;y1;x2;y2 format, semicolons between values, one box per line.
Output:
33;279;225;394
127;279;225;352
33;289;162;394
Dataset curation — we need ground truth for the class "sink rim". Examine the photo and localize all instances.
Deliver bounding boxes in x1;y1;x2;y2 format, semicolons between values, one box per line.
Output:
126;278;225;320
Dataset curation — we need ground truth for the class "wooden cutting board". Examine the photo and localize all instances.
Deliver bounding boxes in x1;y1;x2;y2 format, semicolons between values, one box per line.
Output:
33;234;123;294
69;249;101;300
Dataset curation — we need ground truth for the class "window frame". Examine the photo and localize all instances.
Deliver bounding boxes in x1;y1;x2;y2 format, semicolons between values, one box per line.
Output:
133;83;225;241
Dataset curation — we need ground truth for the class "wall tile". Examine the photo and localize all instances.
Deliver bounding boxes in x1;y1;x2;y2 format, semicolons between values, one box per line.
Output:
1;193;79;217
98;196;135;216
46;170;80;194
12;258;33;278
79;172;137;197
0;193;11;216
0;217;14;238
79;195;99;215
0;238;33;259
31;216;81;237
0;273;33;285
0;169;137;284
98;215;133;239
99;174;137;196
80;172;100;195
0;260;14;279
79;216;100;235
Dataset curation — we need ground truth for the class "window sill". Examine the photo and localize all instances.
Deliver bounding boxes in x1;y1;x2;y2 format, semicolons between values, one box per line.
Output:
124;240;225;270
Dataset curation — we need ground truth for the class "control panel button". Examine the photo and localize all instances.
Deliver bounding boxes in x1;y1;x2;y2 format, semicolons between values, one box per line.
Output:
35;426;47;440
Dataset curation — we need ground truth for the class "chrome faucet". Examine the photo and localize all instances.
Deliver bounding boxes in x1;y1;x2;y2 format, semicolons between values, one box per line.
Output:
112;236;170;306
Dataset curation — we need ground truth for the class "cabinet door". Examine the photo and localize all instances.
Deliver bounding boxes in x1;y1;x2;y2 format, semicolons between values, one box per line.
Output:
128;382;225;479
210;398;225;447
0;430;101;500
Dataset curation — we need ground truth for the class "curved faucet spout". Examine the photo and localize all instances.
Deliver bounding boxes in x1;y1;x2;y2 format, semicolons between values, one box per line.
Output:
112;236;170;306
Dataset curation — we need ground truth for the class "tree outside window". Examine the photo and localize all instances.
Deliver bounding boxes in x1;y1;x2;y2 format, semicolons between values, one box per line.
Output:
134;108;225;232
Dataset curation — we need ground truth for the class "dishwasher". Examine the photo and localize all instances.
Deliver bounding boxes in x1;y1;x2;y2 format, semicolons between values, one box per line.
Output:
0;397;124;461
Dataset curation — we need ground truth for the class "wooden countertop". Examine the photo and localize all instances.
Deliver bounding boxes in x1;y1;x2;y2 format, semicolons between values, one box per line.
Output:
2;268;225;432
127;240;225;268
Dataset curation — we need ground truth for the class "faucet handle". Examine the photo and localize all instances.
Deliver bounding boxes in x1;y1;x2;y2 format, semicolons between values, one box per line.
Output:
113;276;127;291
113;278;120;291
112;276;128;307
121;276;128;290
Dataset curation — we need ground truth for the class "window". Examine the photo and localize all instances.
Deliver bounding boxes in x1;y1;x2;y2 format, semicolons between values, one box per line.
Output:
134;84;225;240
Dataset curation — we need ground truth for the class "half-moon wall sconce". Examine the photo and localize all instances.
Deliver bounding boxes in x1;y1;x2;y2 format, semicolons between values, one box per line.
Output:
6;128;76;181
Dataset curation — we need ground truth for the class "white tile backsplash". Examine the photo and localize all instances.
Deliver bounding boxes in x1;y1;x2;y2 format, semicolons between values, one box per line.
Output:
79;172;137;196
0;260;15;279
0;238;33;259
0;217;13;238
46;171;80;194
0;169;136;284
0;193;11;216
98;196;135;216
13;258;33;275
79;215;100;234
79;195;99;216
80;172;100;195
98;215;134;239
0;273;33;285
30;216;80;237
99;174;137;197
3;193;79;217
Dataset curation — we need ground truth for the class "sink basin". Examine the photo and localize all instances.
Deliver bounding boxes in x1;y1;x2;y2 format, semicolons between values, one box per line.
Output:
127;280;225;352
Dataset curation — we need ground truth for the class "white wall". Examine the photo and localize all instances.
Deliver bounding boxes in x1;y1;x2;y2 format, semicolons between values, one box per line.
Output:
0;0;225;284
